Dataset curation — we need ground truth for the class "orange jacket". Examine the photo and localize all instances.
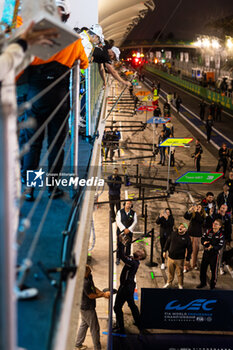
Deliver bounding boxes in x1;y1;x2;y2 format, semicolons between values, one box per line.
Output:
31;38;89;69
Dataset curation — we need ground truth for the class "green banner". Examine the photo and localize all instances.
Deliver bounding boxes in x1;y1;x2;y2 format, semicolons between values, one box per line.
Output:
176;171;223;184
145;65;233;111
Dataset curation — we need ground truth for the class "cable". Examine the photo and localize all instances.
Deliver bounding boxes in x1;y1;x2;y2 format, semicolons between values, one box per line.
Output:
19;91;70;159
147;0;183;54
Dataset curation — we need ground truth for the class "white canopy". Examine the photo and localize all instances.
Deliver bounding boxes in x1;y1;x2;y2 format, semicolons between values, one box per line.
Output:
99;0;155;46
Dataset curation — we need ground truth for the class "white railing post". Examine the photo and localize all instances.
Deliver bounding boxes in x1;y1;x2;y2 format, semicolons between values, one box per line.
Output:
0;104;18;350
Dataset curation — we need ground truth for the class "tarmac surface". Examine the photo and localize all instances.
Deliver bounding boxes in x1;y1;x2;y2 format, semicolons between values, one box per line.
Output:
72;79;233;350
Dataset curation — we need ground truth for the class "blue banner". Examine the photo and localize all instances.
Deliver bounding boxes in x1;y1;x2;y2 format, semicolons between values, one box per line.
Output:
141;288;233;331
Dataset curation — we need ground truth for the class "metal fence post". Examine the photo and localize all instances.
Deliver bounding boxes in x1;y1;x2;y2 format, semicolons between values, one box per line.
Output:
141;188;145;217
107;211;113;350
85;66;91;137
0;105;17;350
71;65;80;180
144;204;148;236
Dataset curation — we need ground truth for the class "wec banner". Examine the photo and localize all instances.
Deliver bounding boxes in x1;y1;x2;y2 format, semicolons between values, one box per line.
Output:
141;288;233;331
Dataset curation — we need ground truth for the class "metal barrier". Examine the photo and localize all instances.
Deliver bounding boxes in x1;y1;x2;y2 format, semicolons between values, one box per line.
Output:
0;47;105;350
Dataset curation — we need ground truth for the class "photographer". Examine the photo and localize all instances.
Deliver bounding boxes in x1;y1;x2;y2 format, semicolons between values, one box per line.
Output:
197;219;224;289
113;245;146;334
191;139;203;172
156;208;174;269
184;204;206;270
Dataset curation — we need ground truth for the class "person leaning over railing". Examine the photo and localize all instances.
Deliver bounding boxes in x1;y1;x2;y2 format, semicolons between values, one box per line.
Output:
18;1;89;201
92;41;131;88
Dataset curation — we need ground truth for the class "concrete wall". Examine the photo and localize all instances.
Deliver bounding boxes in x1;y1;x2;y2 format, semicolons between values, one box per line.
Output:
68;0;99;29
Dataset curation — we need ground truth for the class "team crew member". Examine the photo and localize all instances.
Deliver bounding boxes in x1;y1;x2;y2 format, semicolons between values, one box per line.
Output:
216;143;230;177
199;99;206;120
156;208;174;269
18;2;89;201
75;265;110;350
192;139;203;172
205;204;232;275
116;200;137;265
113;245;146;334
225;171;233;194
79;24;104;60
107;168;122;223
92;43;131;88
197;219;224;289
217;184;233;214
163;223;192;289
201;192;217;216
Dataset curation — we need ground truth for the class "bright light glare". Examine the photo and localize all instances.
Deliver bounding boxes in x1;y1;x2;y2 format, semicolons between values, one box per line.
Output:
202;38;210;48
211;39;220;49
226;38;233;50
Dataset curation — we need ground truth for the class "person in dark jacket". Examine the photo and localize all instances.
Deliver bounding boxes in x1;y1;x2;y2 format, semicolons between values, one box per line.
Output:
116;200;137;264
216;102;222;122
201;191;217;216
205;115;213;142
156;208;174;269
163;223;192;289
184;204;206;270
113;245;146;334
209;101;216;121
197;219;224;289
114;128;121;158
107;168;122;222
192;139;203;172
217;184;233;214
199;99;206;120
158;130;166;166
216;143;230;177
225;171;233;194
153;105;162;129
175;95;182;113
205;204;232;275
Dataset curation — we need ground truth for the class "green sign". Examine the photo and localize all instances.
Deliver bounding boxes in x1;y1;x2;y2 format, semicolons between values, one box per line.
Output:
176;172;224;184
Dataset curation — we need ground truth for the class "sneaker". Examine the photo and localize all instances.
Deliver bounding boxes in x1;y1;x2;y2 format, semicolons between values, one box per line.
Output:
48;187;64;199
183;268;187;273
196;283;206;289
220;267;225;275
116;258;120;265
194;266;198;270
15;285;38;300
74;345;87;350
162;283;171;288
178;284;183;289
161;263;165;270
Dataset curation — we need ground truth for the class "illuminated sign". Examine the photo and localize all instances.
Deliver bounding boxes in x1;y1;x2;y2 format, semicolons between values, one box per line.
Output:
159;137;193;147
176;172;224;184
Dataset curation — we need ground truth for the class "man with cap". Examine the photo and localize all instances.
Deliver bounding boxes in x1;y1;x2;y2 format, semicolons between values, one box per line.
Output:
163;223;192;289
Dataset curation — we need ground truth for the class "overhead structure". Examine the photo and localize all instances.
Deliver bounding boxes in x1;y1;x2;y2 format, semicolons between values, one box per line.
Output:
99;0;155;47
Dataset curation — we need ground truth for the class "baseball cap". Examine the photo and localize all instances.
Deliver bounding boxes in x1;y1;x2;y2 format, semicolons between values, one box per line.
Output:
111;46;120;61
179;222;188;229
56;0;71;15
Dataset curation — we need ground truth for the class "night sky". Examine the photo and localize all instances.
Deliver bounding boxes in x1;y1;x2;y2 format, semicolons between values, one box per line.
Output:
126;0;233;42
